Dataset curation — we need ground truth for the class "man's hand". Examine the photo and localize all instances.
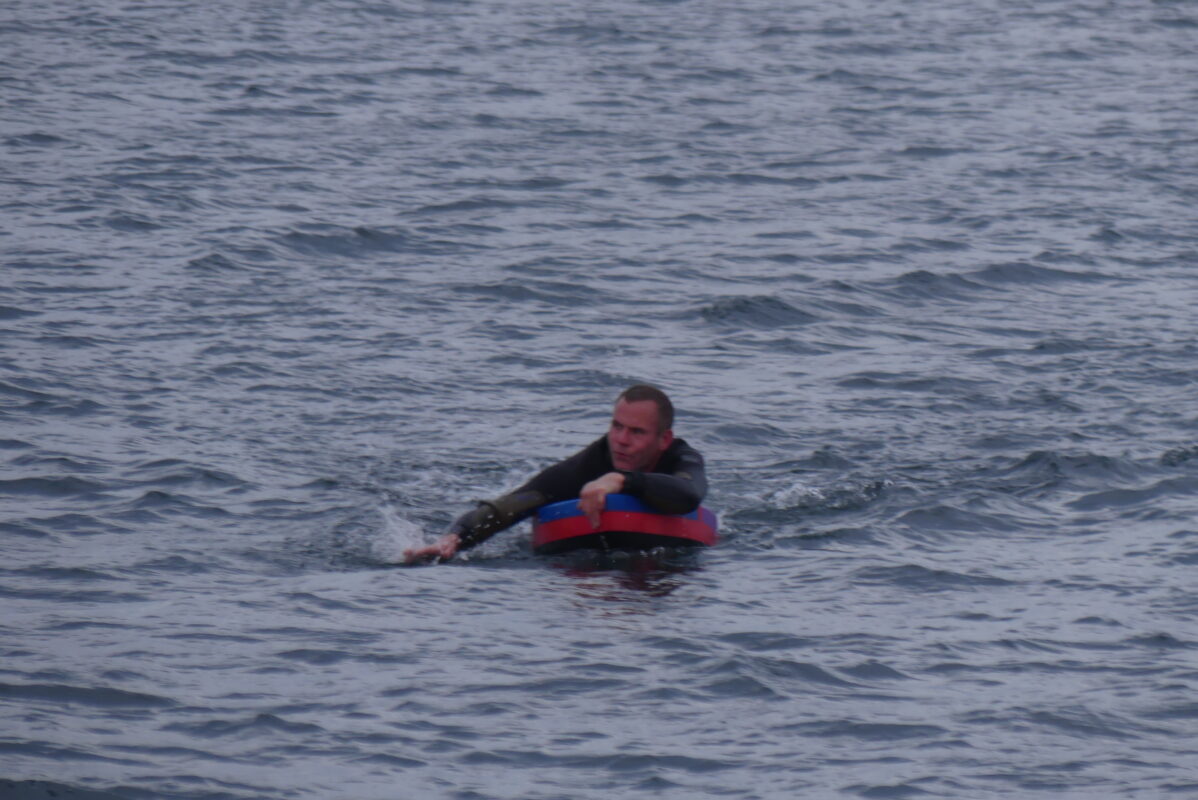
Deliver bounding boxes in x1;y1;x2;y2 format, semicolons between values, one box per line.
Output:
403;532;461;565
579;472;625;529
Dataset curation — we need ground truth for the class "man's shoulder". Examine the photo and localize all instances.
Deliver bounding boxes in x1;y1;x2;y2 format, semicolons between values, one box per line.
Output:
664;437;703;462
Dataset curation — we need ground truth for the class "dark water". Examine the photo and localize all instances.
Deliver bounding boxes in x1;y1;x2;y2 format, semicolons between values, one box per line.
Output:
4;0;1198;797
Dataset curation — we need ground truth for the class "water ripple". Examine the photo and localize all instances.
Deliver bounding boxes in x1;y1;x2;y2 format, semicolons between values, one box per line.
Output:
4;0;1197;797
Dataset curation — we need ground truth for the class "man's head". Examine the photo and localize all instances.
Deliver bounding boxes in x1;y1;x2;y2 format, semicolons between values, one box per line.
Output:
607;385;675;472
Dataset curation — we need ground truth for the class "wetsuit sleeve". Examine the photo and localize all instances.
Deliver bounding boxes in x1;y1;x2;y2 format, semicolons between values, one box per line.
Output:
512;438;609;502
620;443;706;515
450;490;547;550
451;440;609;551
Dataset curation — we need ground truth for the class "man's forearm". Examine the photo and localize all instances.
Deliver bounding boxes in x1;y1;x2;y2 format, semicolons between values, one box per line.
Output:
452;489;547;550
620;468;706;514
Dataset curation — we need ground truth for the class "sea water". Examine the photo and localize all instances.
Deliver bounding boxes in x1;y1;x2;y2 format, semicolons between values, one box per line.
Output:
3;0;1198;797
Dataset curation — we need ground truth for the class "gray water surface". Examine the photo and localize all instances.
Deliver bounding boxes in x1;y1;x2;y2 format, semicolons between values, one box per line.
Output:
3;0;1198;798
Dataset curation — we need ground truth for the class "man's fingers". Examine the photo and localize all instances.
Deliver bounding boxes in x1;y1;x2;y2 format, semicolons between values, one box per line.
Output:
403;537;457;565
583;493;605;529
403;547;435;565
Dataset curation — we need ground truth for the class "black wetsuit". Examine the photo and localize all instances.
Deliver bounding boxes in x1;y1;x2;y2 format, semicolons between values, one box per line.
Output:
452;436;707;550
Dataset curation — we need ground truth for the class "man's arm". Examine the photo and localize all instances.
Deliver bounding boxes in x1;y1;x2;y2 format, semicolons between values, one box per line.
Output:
621;444;707;515
577;443;706;529
578;471;625;528
403;489;547;564
402;439;707;563
403;440;610;563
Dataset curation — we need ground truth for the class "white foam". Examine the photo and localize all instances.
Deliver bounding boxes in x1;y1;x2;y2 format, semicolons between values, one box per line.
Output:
371;504;431;564
767;480;826;509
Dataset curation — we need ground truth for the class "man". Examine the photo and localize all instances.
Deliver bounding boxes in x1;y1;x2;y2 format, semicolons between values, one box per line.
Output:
404;384;707;563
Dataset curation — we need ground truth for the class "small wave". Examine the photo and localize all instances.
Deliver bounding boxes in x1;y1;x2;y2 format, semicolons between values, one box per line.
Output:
0;304;39;320
1139;701;1198;721
386;65;463;78
812;68;890;84
542;23;645;43
0;681;174;708
776;719;947;741
1122;632;1196;651
712;654;860;689
1161;446;1198;467
971;261;1121;286
717;631;814;652
1154;16;1198;29
0;381;55;402
210;104;338;118
765;479;888;514
6;565;116;583
895;145;968;158
542;126;618;138
707;422;793;447
0;584;150;603
640;172;819;188
726;172;819;187
12;455;106;476
0;780;127;800
836;372;989;396
451;279;595;306
0;520;51;539
129;554;213;576
133;47;344;67
755;229;817;240
776;447;859;471
485;83;543;97
885;269;992;302
897;504;1022;534
1068;477;1198;512
102;213;164;232
32;513;131;536
122;489;232;518
892;237;970;253
699;295;819;328
279;225;435;256
1025;706;1149;740
211;360;278;378
0;476;108;498
1038;48;1094;62
985;449;1132;495
35;335;112;350
693;673;785;700
852;563;1016;591
408;197;521;216
128;460;250;490
839;660;913;681
275;648;349;666
162;712;326;739
4;132;68;147
448;176;572;191
186;253;247;273
775;526;882;550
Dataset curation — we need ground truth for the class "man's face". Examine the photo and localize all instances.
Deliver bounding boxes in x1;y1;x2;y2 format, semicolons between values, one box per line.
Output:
607;399;673;472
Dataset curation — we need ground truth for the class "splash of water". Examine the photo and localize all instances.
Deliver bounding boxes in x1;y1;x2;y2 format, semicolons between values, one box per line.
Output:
370;504;432;564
